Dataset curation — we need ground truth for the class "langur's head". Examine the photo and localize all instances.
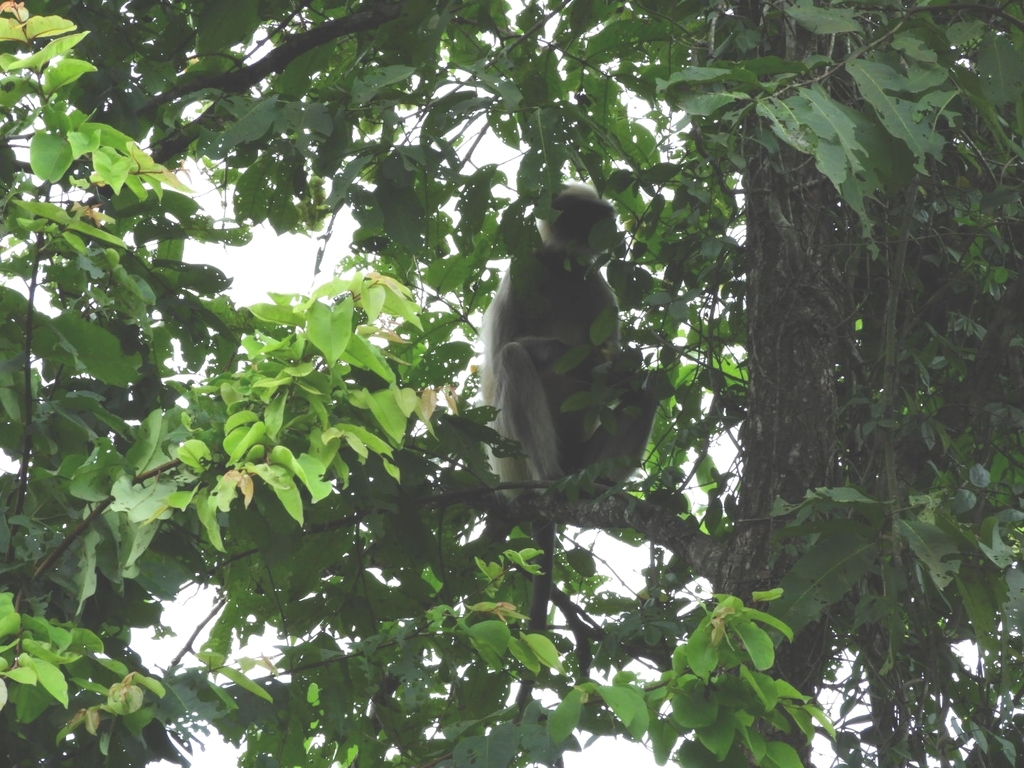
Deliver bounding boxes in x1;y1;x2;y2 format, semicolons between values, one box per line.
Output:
537;184;617;256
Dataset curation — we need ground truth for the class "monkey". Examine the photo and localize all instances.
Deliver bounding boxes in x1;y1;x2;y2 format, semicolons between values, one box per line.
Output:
480;183;658;701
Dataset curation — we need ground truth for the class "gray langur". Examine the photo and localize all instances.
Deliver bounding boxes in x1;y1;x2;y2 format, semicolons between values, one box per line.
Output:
480;183;658;654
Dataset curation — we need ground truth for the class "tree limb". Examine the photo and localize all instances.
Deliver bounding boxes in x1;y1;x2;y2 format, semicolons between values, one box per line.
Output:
22;459;184;596
142;1;404;116
146;1;404;163
464;487;727;584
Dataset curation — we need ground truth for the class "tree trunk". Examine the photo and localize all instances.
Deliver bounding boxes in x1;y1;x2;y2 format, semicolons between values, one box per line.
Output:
725;143;848;763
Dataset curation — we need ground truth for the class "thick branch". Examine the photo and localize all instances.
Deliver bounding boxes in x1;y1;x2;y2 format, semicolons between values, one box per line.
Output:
470;489;728;584
142;2;404;116
146;1;403;164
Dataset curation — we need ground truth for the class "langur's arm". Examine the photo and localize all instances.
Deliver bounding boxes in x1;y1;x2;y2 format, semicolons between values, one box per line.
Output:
580;374;659;481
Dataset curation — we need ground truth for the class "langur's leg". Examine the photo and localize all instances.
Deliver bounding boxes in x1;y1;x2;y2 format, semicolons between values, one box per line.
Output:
492;341;564;481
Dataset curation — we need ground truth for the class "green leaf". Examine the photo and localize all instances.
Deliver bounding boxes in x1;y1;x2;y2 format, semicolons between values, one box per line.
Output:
351;65;417;104
773;534;877;633
846;59;946;169
548;688;583;745
977;33;1024;106
26;658;69;707
452;730;519;768
210;96;280;155
4;666;37;685
738;665;778;710
218;667;273;703
177;440;212;471
109;474;177;524
248;302;303;326
194;490;225;552
674;92;746;116
324;423;393;460
49;314;142;386
648;717;679;765
341;333;396;383
68;441;123;502
969;463;991;488
257;398;286;444
508;635;540;674
589;305;617;346
597;684;648;740
29;132;73;182
9;199;126;247
306;297;353;362
268;446;331;502
522;632;564;673
4;30;88;71
740;607;793;642
166;488;197;510
695;711;736;760
733;621;774;670
224;420;266;464
0;609;20;639
363;285;386;325
684;623;719;681
784;3;862;34
295;453;332;502
803;703;836;738
353;388;412;446
133;674;166;698
466;621;511;669
194;0;260;54
67;129;101;158
125;410;168;474
224;410;259;435
24;15;78;40
955;574;998;651
250;463;303;524
0;17;28;44
42;57;96;94
765;740;803;768
895;519;961;589
586;18;672;63
91;145;134;194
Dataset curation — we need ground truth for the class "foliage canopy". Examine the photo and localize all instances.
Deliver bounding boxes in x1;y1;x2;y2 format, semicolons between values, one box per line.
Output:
1;0;1023;767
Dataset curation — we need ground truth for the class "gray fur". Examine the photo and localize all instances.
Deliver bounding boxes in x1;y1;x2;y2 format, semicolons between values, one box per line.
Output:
481;184;656;491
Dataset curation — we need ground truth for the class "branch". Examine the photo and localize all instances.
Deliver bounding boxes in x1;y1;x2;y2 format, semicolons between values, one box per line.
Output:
23;459;184;595
145;1;403;164
459;485;727;583
142;2;403;115
170;594;227;667
143;1;403;114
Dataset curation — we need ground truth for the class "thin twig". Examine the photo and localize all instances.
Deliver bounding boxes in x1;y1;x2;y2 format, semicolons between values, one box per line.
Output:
169;595;227;667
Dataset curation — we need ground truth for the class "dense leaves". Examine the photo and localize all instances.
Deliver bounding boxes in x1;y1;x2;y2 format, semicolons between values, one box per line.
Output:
0;0;1023;767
